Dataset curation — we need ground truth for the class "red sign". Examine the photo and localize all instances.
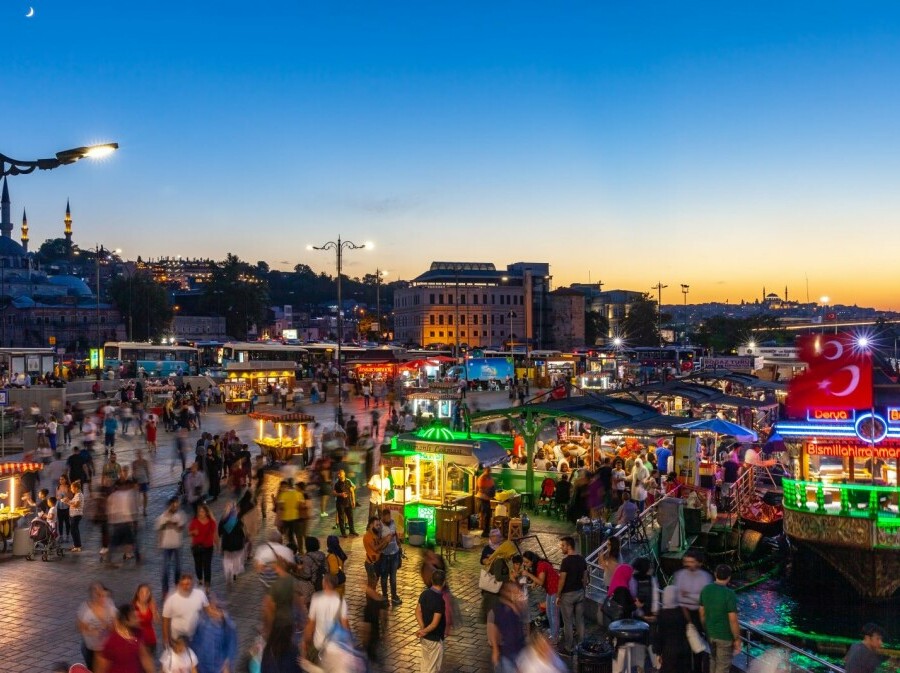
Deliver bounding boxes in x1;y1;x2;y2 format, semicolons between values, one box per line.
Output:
805;440;900;460
355;363;396;377
787;334;873;416
808;409;854;422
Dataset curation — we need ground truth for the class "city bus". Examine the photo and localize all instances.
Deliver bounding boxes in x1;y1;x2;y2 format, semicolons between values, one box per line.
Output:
180;340;225;371
103;342;199;377
219;341;309;376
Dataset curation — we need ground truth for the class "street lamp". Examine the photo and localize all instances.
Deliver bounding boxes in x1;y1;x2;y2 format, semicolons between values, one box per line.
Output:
308;236;371;427
1;143;119;177
375;269;388;343
651;282;668;346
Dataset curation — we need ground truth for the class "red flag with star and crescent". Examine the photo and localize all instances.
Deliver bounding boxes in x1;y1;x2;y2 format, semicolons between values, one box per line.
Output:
786;333;873;418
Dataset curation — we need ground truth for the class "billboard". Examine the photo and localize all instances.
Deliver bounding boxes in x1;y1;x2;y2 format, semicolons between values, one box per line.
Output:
465;357;514;381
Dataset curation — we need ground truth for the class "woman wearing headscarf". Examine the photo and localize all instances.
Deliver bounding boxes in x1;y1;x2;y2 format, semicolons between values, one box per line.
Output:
653;585;692;673
479;539;517;623
326;535;348;598
218;501;246;585
631;457;650;511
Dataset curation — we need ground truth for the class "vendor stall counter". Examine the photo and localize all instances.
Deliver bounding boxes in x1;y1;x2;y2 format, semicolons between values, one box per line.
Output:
249;411;315;463
0;462;43;552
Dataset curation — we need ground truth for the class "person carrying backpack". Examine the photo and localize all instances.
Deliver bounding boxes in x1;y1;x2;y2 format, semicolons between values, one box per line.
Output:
522;550;561;644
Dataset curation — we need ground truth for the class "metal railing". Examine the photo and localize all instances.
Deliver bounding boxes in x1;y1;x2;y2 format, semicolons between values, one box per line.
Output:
783;478;900;526
738;620;845;673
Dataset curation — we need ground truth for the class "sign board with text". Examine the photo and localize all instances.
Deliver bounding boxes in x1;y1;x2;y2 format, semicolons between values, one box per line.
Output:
700;356;757;370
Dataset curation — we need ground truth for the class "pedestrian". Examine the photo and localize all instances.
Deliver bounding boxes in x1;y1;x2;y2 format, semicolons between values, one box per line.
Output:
844;623;892;673
276;478;303;552
653;585;692;673
522;550;560;644
218;500;246;586
333;469;358;537
488;580;529;673
159;635;199;673
673;550;713;673
302;574;350;673
162;573;209;646
475;467;496;535
700;564;742;673
103;412;118;454
68;479;85;552
77;582;116;671
146;414;158;455
367;469;384;519
557;535;588;656
183;462;206;516
188;503;217;590
107;479;138;565
157;496;187;597
378;508;402;605
416;568;448;673
261;549;305;673
480;538;515;624
326;535;348;597
191;594;238;673
93;603;156;673
133;584;161;658
132;449;151;517
55;475;71;542
205;447;222;502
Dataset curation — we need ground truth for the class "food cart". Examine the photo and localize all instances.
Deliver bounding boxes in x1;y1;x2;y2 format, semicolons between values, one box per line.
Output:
249;410;315;462
144;384;176;417
222;362;297;414
407;386;461;424
380;425;510;544
0;462;42;553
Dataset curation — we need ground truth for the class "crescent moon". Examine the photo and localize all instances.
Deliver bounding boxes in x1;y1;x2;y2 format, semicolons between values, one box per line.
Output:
25;7;34;17
830;365;860;397
822;339;844;361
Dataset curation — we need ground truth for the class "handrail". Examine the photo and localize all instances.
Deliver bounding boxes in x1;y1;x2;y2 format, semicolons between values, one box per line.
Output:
739;620;846;673
783;478;900;524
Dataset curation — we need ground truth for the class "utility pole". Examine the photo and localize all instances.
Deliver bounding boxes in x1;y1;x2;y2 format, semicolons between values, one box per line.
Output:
680;284;690;345
651;282;668;346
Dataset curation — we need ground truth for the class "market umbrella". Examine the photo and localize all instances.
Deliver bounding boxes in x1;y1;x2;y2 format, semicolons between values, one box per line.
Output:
674;418;758;442
762;432;786;455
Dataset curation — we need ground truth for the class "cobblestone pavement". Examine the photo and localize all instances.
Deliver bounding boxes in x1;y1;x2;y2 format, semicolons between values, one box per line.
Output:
0;392;589;673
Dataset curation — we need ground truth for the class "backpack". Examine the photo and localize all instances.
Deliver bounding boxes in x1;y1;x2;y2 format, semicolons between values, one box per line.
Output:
634;575;654;613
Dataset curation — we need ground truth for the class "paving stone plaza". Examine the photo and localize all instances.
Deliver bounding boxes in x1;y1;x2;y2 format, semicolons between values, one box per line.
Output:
0;392;580;673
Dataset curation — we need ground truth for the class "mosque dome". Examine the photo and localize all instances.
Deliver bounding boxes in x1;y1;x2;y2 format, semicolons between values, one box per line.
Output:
47;275;93;297
0;237;26;258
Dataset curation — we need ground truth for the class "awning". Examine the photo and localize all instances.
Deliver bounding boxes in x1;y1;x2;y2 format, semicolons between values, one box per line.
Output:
249;411;316;423
472;439;510;468
0;462;44;476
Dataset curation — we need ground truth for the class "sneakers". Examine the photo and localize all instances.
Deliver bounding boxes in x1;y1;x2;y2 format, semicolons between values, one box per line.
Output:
391;596;402;605
320;512;329;517
71;547;82;553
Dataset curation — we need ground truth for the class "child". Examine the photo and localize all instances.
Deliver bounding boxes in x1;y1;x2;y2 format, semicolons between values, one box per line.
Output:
45;497;59;536
160;636;198;673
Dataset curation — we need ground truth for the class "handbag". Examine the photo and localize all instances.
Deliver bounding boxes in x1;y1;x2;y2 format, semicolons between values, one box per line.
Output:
683;610;710;654
479;568;502;594
601;593;624;621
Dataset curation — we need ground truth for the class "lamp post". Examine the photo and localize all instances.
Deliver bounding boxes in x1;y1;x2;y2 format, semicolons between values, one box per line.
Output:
651;282;668;346
680;284;690;344
375;268;388;343
0;143;118;177
309;237;370;427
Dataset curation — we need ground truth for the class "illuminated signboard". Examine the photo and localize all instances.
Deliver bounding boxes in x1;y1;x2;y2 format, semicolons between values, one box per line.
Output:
887;408;900;424
804;440;900;460
414;442;473;457
355;363;396;377
807;409;856;423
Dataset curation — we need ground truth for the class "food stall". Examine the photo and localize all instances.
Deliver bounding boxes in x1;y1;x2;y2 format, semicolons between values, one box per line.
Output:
144;384;176;417
407;384;462;423
380;425;511;544
222;362;297;414
249;410;316;462
0;462;42;553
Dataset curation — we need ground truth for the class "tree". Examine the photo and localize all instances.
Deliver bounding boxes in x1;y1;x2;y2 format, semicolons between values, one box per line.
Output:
108;271;172;341
36;237;73;262
584;310;610;346
693;314;790;353
620;294;661;346
199;254;269;339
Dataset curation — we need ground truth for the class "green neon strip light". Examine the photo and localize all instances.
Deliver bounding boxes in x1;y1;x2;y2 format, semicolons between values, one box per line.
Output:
782;478;900;530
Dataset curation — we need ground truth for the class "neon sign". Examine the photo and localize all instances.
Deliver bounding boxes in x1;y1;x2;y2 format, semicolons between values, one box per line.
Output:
807;409;855;423
805;440;900;460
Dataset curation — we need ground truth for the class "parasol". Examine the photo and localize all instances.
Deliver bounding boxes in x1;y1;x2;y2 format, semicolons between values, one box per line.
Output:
674;418;758;442
762;432;786;455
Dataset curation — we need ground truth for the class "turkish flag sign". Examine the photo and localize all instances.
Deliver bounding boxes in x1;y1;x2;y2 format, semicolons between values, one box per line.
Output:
786;333;873;417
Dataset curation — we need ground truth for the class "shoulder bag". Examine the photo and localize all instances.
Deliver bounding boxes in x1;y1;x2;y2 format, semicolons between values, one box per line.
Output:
479;567;503;594
683;608;710;654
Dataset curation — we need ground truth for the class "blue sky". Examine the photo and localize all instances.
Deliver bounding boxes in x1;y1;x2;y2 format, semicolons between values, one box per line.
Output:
6;2;900;307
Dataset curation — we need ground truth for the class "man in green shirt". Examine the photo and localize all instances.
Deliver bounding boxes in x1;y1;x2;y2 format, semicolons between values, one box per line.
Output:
700;564;741;673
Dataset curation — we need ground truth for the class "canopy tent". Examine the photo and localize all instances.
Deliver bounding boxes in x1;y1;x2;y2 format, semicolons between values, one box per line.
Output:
674;417;759;442
0;462;43;476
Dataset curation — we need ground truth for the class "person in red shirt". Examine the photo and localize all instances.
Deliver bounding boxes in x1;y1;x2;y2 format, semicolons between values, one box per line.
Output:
188;504;218;590
132;584;159;657
522;550;560;644
476;468;497;536
94;603;154;673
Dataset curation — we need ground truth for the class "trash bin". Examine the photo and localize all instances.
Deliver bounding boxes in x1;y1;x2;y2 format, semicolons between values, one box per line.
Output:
575;636;614;673
577;520;608;557
608;619;650;645
407;518;427;546
12;526;31;556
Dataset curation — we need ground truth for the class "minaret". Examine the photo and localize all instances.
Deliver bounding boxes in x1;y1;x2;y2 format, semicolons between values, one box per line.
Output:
64;200;73;242
785;285;788;302
0;177;10;239
21;209;28;252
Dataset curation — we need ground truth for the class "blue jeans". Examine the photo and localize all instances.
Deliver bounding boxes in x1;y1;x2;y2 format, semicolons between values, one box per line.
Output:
380;552;399;599
546;592;559;641
161;547;181;596
558;590;585;651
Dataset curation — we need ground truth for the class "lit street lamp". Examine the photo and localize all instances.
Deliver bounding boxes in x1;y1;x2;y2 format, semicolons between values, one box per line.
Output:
308;237;371;427
1;143;118;177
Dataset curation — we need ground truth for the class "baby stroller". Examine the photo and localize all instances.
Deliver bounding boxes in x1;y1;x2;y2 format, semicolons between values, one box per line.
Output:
25;517;63;561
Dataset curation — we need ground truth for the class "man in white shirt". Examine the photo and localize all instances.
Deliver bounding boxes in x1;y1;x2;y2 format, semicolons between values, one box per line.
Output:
367;472;384;519
302;574;349;664
162;573;209;643
156;496;187;596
